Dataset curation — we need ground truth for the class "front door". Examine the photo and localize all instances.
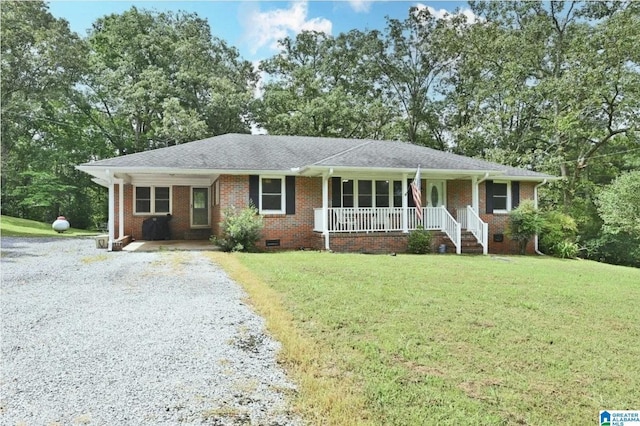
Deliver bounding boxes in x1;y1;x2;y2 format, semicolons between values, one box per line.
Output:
427;180;446;208
191;187;210;227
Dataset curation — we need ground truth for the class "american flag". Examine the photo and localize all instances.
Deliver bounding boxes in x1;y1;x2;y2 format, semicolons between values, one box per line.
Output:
411;166;422;221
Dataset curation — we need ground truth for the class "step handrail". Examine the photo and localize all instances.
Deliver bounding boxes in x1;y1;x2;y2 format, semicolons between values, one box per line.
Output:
466;206;488;255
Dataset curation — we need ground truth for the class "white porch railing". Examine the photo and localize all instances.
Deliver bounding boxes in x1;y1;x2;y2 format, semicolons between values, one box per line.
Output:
456;208;468;230
313;206;462;253
457;206;488;255
441;207;462;254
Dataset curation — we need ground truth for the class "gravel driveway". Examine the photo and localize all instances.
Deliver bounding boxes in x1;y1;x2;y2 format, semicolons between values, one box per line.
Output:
1;237;302;425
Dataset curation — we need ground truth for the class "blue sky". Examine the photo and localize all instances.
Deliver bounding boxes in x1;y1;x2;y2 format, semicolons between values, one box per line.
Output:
48;1;472;63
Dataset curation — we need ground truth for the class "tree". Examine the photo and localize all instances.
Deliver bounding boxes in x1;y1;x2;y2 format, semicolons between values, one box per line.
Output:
373;7;462;147
81;7;257;155
0;1;99;226
597;171;640;237
447;1;640;205
255;30;396;139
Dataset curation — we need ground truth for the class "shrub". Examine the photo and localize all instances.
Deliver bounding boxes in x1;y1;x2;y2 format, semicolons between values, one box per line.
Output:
540;210;578;257
554;240;579;259
212;205;264;252
407;225;432;254
506;200;544;255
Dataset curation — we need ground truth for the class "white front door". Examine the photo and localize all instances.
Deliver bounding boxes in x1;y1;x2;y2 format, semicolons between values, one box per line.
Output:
427;180;446;208
191;187;210;227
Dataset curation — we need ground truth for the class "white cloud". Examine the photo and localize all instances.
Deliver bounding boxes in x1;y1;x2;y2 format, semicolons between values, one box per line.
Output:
414;3;480;24
348;0;373;13
242;1;332;54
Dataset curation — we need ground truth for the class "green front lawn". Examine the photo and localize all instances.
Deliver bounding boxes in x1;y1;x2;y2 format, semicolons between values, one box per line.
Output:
218;252;640;425
0;215;98;237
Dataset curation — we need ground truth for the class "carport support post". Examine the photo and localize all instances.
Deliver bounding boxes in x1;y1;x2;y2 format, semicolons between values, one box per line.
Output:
115;178;124;239
107;170;115;251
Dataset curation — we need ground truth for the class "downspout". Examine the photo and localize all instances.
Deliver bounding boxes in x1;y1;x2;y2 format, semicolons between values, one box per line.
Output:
534;179;548;255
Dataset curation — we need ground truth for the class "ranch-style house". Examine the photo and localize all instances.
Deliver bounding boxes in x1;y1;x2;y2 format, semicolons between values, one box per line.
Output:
76;133;557;254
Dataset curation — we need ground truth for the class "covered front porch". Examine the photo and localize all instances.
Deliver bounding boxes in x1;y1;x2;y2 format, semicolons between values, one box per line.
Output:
313;205;488;254
308;171;490;254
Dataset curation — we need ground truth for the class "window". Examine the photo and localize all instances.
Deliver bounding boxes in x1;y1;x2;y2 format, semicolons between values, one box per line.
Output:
342;179;354;208
491;181;510;213
333;179;402;208
393;181;403;207
375;181;390;207
358;180;373;207
134;186;171;214
260;177;285;213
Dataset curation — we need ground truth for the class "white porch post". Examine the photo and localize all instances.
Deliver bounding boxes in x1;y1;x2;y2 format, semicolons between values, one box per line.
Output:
402;173;408;233
107;172;115;251
471;176;479;214
116;178;124;239
322;173;330;250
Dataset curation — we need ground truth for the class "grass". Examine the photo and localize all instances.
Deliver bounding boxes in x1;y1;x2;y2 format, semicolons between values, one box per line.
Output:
0;215;98;237
209;251;640;426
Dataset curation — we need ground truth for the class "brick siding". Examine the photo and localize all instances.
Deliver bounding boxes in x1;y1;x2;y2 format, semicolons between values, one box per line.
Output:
114;177;539;254
446;179;472;218
116;184;204;240
479;181;537;254
213;175;323;250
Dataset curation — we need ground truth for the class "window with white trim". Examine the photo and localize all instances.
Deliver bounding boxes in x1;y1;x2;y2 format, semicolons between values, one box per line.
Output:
336;179;401;208
492;181;511;213
260;177;285;213
134;186;171;214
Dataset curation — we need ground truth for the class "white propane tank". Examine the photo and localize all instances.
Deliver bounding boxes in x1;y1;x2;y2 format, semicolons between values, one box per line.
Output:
52;216;70;233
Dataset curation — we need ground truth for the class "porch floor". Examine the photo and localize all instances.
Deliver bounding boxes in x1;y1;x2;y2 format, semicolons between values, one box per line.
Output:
122;240;220;252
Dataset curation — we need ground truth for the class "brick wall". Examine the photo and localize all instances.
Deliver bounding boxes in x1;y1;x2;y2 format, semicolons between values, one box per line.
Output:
214;175;324;250
479;181;537;254
328;232;409;254
447;179;472;217
116;184;199;240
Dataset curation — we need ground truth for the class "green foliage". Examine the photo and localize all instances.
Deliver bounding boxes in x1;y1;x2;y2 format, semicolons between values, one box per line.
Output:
256;30;396;139
540;210;578;258
506;200;544;255
407;225;432;254
212;205;264;252
597;171;640;237
85;7;257;154
0;1;100;228
581;232;640;268
449;1;639;206
554;240;580;259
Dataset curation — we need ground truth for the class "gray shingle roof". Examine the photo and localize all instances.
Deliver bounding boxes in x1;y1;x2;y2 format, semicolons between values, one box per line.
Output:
79;133;554;179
